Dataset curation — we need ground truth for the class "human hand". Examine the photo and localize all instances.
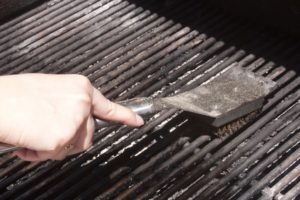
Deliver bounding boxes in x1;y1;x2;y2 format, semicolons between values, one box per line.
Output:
0;74;144;161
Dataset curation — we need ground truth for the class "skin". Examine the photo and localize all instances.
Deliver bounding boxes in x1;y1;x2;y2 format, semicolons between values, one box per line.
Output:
0;74;144;161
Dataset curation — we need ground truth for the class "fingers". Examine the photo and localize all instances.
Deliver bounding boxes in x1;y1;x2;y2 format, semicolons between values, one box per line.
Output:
51;116;94;159
15;149;54;161
67;115;94;155
15;84;144;162
15;149;37;161
16;148;70;161
15;115;95;161
92;88;144;127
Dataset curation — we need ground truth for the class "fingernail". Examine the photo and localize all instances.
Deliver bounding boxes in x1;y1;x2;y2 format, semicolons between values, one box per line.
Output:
135;114;144;126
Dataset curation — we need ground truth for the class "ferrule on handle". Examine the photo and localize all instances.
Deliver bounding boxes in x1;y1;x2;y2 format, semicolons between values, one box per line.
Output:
120;98;157;115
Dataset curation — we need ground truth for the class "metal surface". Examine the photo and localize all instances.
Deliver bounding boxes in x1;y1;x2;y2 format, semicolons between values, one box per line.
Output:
0;0;299;199
161;66;275;127
96;66;275;128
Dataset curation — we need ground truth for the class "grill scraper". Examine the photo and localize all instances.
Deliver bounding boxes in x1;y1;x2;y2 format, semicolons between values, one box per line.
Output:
0;66;275;155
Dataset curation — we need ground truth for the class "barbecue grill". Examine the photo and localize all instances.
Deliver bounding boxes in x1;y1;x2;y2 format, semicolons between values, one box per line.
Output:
0;0;299;199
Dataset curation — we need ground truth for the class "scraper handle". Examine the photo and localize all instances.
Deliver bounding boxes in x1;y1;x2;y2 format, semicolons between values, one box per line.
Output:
95;97;157;127
0;98;159;155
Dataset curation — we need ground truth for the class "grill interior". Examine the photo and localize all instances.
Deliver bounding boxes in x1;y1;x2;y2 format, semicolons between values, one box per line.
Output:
0;0;300;199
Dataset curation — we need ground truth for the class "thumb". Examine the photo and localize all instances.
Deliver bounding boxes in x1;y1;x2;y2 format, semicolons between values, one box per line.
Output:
92;88;144;127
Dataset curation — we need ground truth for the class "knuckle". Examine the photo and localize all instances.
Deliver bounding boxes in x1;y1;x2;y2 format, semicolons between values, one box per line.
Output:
75;75;92;89
79;93;92;107
72;93;92;113
49;130;74;151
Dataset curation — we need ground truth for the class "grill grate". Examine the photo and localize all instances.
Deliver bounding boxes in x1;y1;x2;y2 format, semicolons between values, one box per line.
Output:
0;0;299;199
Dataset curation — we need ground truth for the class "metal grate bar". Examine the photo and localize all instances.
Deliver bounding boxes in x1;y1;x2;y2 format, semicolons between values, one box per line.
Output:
0;0;126;71
0;0;299;199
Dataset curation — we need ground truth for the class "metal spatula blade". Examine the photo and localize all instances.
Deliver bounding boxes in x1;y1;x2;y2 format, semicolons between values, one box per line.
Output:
160;66;275;126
